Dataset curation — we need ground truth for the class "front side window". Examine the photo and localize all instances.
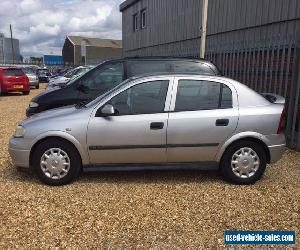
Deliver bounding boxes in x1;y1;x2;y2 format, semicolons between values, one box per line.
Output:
175;80;232;112
109;80;169;115
79;63;123;91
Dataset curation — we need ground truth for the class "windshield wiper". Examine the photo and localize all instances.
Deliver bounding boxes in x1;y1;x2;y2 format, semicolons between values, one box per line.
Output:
75;100;89;109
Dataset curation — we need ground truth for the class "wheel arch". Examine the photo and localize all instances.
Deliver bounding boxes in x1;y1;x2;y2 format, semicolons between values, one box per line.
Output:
217;133;271;164
29;132;89;167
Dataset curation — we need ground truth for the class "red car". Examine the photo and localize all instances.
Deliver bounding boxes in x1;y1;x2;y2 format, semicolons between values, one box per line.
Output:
0;67;30;95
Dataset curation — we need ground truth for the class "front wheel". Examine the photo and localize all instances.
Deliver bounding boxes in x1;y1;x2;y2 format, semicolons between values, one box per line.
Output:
32;139;82;185
220;141;267;184
36;84;40;89
23;91;30;95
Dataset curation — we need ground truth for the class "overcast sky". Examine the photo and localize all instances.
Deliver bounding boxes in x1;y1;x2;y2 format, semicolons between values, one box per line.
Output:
0;0;123;57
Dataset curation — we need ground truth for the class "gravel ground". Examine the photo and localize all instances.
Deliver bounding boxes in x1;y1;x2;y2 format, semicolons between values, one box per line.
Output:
0;85;299;249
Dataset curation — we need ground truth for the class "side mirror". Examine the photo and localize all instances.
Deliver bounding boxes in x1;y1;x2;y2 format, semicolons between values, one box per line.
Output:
97;104;115;117
76;84;88;93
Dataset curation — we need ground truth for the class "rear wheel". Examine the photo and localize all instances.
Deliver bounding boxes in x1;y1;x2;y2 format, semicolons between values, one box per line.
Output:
220;140;267;184
32;139;81;185
23;91;30;95
36;84;40;89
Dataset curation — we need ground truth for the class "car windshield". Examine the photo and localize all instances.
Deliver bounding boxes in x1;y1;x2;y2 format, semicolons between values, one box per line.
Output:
3;68;24;76
37;69;48;75
22;68;35;74
65;67;93;86
64;68;79;78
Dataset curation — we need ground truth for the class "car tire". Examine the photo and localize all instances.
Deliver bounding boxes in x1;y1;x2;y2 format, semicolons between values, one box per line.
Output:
23;91;30;95
36;84;40;89
32;139;82;186
220;140;267;185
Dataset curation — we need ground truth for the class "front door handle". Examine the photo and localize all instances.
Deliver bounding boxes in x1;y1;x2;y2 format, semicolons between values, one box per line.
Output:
216;119;229;126
150;122;164;130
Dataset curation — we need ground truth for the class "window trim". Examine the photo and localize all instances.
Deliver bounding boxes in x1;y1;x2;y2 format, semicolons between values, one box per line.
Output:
169;77;237;112
133;13;139;32
141;9;146;29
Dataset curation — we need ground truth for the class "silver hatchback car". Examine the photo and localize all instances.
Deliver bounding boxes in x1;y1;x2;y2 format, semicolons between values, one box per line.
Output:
9;74;286;185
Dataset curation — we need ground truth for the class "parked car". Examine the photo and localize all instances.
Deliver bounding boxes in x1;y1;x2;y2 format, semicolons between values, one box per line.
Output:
26;57;221;116
46;66;92;90
0;67;30;95
22;67;39;89
10;74;286;185
36;68;51;83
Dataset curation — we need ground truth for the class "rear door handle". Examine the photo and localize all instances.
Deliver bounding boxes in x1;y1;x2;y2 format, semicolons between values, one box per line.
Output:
150;122;164;130
216;119;229;126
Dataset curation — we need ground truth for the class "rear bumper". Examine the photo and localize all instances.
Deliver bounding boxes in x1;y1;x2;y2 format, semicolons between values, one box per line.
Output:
2;84;30;93
268;144;286;164
29;80;39;86
38;77;49;82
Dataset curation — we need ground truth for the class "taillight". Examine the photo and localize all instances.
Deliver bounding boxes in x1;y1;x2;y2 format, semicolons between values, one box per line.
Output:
277;107;287;134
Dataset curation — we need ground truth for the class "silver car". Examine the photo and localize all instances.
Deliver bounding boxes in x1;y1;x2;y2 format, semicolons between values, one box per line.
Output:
22;67;39;89
9;74;286;185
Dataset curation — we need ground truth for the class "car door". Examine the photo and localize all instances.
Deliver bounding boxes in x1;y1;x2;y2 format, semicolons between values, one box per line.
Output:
87;77;173;164
167;77;239;163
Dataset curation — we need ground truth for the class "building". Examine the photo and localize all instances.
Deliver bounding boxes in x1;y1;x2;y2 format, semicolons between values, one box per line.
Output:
62;36;122;66
120;0;300;58
43;55;63;66
120;0;300;149
0;33;21;64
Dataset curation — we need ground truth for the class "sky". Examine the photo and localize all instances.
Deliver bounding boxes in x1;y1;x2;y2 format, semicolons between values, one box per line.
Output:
0;0;123;57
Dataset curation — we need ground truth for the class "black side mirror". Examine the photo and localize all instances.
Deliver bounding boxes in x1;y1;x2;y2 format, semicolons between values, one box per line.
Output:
77;84;89;93
96;104;116;117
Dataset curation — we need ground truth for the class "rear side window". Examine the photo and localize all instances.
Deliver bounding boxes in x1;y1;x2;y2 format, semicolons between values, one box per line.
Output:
171;61;216;75
127;61;171;76
175;80;232;111
3;69;24;76
127;60;217;77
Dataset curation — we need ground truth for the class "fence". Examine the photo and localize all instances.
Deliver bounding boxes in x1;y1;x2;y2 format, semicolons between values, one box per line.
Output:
206;33;300;150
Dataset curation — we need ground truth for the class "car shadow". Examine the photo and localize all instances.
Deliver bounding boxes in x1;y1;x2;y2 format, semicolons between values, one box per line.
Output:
0;92;24;97
78;168;223;185
3;158;224;186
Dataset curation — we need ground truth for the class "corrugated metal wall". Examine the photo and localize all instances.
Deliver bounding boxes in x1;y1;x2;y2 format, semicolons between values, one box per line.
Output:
121;0;300;57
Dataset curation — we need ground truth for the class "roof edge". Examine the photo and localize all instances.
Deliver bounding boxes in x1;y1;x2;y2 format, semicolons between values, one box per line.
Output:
120;0;141;12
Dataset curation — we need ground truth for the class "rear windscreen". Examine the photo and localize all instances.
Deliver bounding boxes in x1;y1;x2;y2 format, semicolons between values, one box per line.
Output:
3;69;24;76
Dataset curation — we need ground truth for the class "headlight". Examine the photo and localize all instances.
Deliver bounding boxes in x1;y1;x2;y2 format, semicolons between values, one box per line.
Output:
14;125;25;138
29;102;39;108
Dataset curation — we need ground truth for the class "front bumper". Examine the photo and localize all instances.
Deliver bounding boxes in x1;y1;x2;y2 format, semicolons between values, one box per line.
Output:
9;137;31;168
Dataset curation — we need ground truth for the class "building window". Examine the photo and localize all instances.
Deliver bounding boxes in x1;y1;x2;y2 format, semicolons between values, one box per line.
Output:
141;9;146;29
133;13;139;32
